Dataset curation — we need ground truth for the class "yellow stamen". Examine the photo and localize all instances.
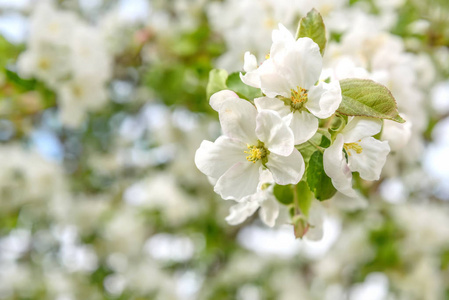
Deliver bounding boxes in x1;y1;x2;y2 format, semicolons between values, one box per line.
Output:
290;86;308;105
38;58;50;70
72;85;84;98
343;142;363;156
244;143;268;163
244;145;262;163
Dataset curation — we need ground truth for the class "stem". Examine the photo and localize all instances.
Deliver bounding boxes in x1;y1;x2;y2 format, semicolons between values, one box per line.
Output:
292;184;300;215
323;114;335;128
307;140;324;153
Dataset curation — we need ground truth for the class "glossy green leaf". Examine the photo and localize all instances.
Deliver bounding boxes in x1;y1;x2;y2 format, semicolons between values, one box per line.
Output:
319;135;331;148
338;78;405;123
273;184;293;205
296;181;314;217
296;8;327;55
306;150;337;201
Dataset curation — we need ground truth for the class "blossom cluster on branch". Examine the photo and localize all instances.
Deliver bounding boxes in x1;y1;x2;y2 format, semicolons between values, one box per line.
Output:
196;11;404;239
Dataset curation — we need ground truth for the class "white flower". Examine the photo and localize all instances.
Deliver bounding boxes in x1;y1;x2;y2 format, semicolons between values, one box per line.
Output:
195;91;305;200
225;170;279;227
241;24;342;145
16;43;70;87
28;1;77;47
323;117;390;198
57;75;108;127
70;24;112;81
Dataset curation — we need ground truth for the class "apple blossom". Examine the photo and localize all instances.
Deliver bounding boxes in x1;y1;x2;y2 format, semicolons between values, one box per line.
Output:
323;117;390;198
241;24;342;145
195;91;305;200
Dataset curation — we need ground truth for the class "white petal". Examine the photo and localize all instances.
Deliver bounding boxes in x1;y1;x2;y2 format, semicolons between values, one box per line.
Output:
341;117;382;143
306;80;342;119
258;59;291;98
274;37;322;90
254;96;291;119
259;72;290;98
215;162;261;200
270;23;296;57
256;110;294;156
243;51;258;72
258;169;274;185
259;195;279;227
240;71;261;89
219;98;258;144
207;176;217;186
194;136;246;179
323;134;358;198
266;149;304;185
226;201;260;225
240;52;261;88
209;90;239;112
347;137;390;181
289;111;319;145
382;117;412;151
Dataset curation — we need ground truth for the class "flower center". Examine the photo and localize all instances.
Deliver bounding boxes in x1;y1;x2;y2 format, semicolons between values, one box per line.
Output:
343;142;363;156
279;86;308;112
71;84;84;98
244;141;269;163
291;86;308;106
38;58;51;70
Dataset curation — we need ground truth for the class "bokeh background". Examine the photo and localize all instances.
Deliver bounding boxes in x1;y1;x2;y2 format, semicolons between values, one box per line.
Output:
1;0;449;299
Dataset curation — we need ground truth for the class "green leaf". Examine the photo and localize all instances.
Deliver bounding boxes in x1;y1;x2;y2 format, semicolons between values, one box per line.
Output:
319;135;331;148
273;184;293;205
338;78;405;123
206;69;228;99
226;72;262;100
295;8;327;55
296;181;314;217
306;151;337;201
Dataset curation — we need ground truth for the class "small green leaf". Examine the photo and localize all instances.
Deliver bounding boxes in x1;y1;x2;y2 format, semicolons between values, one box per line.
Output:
307;151;337;201
296;8;327;55
273;184;293;205
319;135;331;148
338;78;405;123
296;181;314;217
206;69;228;99
226;72;262;100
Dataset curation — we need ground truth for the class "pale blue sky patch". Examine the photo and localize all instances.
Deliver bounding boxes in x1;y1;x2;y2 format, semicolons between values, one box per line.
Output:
0;13;28;44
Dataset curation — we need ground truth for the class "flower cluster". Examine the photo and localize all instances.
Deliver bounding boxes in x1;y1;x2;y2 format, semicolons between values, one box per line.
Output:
196;20;396;238
17;1;112;127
